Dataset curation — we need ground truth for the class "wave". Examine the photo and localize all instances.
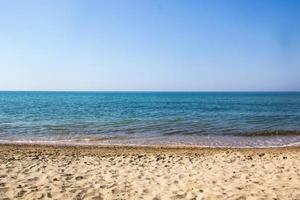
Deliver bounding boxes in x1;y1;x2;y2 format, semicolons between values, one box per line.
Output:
71;135;130;141
161;129;300;137
233;130;300;137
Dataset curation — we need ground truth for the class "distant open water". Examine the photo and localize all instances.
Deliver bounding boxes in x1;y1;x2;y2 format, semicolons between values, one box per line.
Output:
0;92;300;147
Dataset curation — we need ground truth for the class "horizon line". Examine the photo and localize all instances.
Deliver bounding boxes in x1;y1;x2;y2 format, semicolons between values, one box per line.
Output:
0;90;299;93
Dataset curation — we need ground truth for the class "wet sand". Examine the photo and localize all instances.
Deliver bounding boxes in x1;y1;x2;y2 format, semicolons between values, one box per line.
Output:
0;144;300;200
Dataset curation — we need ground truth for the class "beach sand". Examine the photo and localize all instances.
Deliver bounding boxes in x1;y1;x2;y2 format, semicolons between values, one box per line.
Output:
0;144;299;200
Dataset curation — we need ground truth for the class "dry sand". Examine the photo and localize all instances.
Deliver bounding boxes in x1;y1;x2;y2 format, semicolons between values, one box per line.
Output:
0;144;299;200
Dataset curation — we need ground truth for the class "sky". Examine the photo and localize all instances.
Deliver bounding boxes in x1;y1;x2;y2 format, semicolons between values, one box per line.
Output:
0;0;299;91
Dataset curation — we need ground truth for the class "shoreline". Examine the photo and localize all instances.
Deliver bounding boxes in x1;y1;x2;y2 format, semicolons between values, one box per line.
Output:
1;143;300;199
1;143;300;157
1;142;300;151
1;138;300;149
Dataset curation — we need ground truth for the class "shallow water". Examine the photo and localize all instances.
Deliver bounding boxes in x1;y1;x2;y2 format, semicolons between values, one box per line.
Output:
0;91;300;147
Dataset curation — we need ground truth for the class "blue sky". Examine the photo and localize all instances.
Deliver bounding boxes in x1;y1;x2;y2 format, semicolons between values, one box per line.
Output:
0;0;299;91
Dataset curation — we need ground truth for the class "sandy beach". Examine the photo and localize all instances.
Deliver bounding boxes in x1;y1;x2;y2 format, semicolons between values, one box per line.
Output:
0;144;299;200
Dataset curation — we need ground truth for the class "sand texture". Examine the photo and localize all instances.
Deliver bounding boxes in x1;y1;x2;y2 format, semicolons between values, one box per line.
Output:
0;144;300;200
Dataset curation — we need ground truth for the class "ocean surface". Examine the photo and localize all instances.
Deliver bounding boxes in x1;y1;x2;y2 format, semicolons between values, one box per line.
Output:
0;92;300;147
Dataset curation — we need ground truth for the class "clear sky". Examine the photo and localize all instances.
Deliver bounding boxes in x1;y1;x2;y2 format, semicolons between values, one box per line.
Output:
0;0;299;91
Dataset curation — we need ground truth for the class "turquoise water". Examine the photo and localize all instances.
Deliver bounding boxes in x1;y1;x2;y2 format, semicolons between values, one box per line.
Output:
0;92;300;147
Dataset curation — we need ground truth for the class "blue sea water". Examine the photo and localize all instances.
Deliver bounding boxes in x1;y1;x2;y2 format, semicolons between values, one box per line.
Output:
0;92;300;147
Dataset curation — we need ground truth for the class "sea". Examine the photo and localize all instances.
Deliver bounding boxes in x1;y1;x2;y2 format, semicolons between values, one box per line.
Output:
0;91;300;148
